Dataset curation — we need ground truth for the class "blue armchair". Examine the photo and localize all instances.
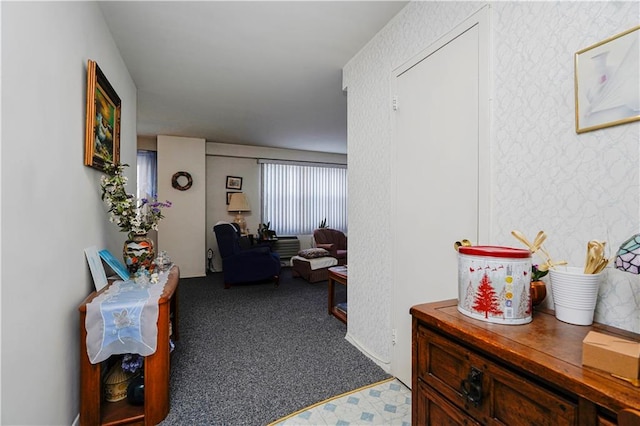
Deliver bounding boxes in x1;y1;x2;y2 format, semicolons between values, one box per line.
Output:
214;222;281;289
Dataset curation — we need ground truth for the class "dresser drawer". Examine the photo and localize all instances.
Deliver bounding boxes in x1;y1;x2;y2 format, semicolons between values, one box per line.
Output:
416;325;578;425
416;380;481;426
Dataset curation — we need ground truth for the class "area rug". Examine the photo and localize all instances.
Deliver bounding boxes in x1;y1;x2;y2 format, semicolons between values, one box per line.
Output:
268;377;411;426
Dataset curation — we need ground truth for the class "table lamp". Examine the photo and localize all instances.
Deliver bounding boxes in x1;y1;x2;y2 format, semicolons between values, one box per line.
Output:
227;192;251;235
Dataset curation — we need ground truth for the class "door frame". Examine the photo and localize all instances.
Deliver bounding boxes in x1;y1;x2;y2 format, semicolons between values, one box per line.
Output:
389;4;492;385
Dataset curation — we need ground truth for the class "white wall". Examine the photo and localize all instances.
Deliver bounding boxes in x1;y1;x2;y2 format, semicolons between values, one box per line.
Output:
158;136;206;278
343;1;640;370
133;139;344;274
207;155;258;272
1;2;137;424
205;142;347;271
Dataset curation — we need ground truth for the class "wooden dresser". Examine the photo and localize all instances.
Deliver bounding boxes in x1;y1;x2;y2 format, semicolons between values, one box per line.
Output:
411;299;639;425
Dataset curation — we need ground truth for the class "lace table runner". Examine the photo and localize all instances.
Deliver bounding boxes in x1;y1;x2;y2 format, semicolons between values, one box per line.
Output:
85;269;171;364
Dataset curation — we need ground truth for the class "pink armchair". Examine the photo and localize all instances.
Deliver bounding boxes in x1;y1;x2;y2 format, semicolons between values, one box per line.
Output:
313;228;347;265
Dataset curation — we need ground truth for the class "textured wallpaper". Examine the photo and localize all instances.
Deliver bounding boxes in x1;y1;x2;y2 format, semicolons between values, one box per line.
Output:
344;1;640;368
491;1;639;331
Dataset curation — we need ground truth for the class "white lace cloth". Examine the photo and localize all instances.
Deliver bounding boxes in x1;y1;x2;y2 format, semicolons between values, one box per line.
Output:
85;269;171;364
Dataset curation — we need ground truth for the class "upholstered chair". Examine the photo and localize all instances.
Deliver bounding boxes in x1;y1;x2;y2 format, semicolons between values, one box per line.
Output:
313;228;347;265
214;222;281;289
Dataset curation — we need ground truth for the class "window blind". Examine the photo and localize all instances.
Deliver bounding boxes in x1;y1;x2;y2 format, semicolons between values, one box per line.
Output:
261;162;347;235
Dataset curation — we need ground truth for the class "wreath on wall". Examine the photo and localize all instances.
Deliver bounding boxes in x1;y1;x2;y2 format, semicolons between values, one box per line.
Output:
171;171;193;191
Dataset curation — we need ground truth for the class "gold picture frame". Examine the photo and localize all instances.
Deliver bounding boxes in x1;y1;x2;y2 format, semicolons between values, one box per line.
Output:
575;26;640;133
85;60;121;170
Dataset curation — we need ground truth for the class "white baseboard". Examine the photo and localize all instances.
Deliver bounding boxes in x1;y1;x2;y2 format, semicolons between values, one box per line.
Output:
345;332;391;373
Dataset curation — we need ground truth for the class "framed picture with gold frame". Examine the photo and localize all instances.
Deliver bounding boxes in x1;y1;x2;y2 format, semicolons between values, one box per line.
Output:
85;59;121;171
575;26;640;133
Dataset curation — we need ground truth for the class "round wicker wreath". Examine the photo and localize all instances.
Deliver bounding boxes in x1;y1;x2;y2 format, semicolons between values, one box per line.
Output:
171;171;193;191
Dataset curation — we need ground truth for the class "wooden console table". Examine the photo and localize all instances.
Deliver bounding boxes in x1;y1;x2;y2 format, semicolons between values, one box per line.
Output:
79;266;180;426
411;299;639;425
328;266;347;324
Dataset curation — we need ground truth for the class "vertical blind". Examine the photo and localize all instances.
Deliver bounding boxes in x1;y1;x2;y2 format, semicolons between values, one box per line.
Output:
261;161;347;235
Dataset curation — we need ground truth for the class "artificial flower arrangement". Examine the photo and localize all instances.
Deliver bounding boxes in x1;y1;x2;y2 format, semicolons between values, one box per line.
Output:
531;264;549;282
121;341;175;376
122;353;144;375
100;162;172;239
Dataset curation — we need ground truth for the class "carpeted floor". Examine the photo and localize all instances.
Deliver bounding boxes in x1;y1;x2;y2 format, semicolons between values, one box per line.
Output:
159;267;391;425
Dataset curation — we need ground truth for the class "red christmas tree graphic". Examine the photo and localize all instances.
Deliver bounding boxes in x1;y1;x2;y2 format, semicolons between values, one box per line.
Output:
472;273;503;318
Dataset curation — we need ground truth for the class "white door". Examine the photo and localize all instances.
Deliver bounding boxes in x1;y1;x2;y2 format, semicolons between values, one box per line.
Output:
391;7;490;387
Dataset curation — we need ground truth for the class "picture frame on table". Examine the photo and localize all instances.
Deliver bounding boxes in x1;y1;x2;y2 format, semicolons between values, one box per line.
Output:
226;176;243;190
99;249;130;281
84;59;121;171
84;246;108;291
575;26;640;134
226;191;239;205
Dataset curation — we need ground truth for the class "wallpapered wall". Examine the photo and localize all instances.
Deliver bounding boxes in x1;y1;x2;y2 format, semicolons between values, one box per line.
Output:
343;1;639;369
491;2;639;331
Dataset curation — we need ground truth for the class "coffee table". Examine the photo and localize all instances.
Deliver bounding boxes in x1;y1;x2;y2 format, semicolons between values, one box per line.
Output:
328;266;348;324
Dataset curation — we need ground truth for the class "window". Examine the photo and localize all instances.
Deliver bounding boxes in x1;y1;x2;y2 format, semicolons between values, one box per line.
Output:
136;150;157;200
261;161;347;235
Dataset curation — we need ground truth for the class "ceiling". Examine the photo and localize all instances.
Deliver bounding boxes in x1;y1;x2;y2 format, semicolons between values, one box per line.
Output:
98;1;408;155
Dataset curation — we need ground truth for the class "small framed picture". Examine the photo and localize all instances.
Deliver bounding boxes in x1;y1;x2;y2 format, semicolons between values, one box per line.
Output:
98;249;130;281
226;176;243;190
575;26;640;133
84;59;121;171
84;246;108;291
226;191;239;205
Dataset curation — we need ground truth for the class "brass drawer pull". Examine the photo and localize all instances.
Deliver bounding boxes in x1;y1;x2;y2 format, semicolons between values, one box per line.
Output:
460;367;483;407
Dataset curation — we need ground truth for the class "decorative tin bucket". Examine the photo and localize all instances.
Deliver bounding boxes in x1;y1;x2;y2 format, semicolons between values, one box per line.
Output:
458;246;532;325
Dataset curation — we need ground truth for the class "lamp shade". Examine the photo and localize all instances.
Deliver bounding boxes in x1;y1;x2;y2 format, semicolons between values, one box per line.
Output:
227;193;250;212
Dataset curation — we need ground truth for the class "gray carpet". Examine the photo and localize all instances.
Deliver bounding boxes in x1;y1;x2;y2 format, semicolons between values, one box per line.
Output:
160;267;390;425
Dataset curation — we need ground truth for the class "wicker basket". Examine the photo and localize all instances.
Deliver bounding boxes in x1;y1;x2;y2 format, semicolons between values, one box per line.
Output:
104;364;134;402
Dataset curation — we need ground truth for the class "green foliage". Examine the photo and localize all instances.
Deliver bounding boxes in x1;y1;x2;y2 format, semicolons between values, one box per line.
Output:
100;162;172;239
531;264;549;281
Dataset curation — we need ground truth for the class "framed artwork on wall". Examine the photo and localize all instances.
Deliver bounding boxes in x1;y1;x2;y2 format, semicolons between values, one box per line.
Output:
226;176;243;190
84;59;121;171
575;26;640;133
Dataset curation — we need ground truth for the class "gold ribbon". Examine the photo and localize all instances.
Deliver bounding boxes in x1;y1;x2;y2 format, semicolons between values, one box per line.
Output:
453;239;472;252
511;230;567;271
511;230;546;253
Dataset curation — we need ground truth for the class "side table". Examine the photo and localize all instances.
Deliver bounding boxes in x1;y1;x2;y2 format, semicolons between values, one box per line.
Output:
78;265;180;426
328;266;348;324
